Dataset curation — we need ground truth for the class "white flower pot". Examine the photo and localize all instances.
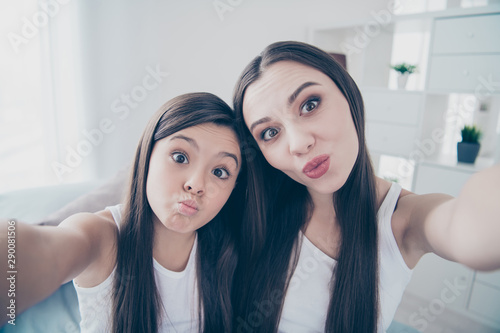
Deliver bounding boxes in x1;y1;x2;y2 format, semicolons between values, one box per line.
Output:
397;73;410;89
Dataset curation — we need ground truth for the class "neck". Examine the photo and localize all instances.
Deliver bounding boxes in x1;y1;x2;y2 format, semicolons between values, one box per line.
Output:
152;219;196;272
308;189;337;225
305;189;341;259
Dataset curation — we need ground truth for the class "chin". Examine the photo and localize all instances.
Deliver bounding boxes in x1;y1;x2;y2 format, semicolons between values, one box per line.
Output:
168;224;197;235
310;176;348;195
162;215;193;232
308;185;337;196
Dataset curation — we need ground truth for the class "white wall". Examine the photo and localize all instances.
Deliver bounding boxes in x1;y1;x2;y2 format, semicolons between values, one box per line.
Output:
72;0;391;181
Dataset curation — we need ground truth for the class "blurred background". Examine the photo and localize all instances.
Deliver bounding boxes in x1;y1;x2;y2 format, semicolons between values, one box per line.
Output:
1;0;499;193
0;0;403;192
1;1;500;332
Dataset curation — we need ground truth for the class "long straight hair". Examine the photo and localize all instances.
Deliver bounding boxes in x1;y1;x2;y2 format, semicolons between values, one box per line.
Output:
232;41;379;332
111;92;245;333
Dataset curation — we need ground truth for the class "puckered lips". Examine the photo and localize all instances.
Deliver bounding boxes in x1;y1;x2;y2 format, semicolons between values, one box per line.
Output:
178;199;199;217
302;154;330;179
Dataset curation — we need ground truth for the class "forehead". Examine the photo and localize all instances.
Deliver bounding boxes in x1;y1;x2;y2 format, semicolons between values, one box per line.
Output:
242;61;334;114
167;123;240;153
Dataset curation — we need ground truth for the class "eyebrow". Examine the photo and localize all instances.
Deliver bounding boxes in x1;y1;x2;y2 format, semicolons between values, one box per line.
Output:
218;152;239;168
288;81;320;106
169;135;199;150
249;81;320;134
249;116;272;133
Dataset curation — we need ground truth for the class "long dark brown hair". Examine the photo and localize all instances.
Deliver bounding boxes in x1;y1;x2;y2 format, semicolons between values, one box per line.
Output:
232;41;378;332
111;92;245;333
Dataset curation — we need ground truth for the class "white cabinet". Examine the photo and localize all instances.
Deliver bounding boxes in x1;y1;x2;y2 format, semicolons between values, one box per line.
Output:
363;90;422;125
412;163;473;196
427;13;500;92
404;253;474;311
411;157;496;197
366;122;418;156
469;280;500;324
363;90;424;157
432;14;500;54
428;54;500;91
469;270;500;325
476;270;500;288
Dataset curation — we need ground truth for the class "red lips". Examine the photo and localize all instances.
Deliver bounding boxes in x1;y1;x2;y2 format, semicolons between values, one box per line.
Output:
302;155;330;179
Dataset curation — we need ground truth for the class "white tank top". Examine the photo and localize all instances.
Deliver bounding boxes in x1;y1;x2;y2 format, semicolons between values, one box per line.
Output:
73;204;199;333
278;182;413;333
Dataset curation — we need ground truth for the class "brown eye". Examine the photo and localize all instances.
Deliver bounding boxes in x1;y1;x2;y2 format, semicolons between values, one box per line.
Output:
300;98;320;115
213;168;229;179
172;152;188;164
261;128;279;141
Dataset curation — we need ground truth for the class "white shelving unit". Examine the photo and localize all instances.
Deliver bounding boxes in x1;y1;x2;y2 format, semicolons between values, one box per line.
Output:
308;4;500;331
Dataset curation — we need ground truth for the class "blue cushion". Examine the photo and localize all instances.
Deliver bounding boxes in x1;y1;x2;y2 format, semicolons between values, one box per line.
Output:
387;320;421;333
0;182;102;224
0;282;80;333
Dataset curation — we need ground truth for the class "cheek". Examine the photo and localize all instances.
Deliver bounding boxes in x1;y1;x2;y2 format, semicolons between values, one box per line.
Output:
201;187;233;224
146;177;169;213
344;118;360;152
259;143;287;170
336;123;359;171
207;180;236;209
328;110;358;148
145;165;177;209
205;177;234;198
145;171;158;204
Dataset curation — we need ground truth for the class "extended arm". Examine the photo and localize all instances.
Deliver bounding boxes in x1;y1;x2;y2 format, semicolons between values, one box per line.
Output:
400;163;500;271
0;213;111;323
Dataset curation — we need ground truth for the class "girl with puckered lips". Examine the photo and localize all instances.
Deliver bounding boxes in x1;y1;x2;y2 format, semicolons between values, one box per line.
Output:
1;93;245;333
231;41;500;333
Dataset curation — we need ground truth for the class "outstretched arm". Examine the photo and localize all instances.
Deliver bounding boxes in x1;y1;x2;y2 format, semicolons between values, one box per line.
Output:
400;163;500;271
0;213;111;323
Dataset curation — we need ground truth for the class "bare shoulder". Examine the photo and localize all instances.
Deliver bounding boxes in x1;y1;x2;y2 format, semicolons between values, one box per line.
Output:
387;182;453;268
374;177;413;213
58;209;118;246
375;177;394;209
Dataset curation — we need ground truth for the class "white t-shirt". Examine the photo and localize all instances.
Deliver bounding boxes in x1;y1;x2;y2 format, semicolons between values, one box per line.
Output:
278;182;413;333
73;204;199;333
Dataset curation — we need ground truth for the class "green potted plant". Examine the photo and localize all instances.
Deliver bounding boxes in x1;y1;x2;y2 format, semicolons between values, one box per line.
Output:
457;124;482;164
390;62;418;89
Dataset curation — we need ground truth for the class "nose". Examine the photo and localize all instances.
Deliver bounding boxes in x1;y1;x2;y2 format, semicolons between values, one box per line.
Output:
288;124;314;156
184;172;205;196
